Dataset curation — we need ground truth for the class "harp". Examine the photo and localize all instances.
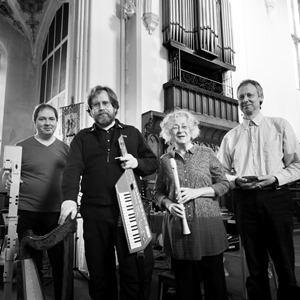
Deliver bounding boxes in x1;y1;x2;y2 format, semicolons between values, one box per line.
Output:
17;213;77;300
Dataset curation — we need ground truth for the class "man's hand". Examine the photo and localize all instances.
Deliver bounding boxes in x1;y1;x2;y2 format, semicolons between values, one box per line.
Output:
2;171;23;190
235;177;257;189
2;171;12;190
58;200;77;225
236;175;277;189
256;175;277;189
117;154;138;169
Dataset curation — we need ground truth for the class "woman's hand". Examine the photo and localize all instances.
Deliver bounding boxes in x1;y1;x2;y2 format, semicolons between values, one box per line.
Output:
177;187;199;204
177;186;215;204
166;202;186;219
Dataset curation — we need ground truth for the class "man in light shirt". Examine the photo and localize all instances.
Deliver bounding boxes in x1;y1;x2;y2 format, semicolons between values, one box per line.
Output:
217;79;300;300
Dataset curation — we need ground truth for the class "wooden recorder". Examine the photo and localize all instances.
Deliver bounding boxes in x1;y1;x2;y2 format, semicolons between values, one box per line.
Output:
169;158;191;235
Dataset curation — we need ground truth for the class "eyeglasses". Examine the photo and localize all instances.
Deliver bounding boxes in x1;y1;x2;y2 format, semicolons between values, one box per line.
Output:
90;101;112;111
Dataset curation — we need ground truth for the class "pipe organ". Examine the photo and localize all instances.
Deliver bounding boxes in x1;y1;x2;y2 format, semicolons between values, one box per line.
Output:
148;0;239;156
162;0;234;66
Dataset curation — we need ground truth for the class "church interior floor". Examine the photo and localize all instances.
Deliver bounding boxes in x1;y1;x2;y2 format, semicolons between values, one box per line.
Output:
1;231;300;300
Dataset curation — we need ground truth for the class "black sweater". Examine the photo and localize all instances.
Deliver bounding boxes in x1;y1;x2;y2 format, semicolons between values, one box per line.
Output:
62;120;158;206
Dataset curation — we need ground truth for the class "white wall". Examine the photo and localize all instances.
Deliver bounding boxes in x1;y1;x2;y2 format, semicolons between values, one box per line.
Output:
119;0;167;130
0;18;36;161
231;0;300;139
88;1;121;90
87;0;121;128
140;0;168;115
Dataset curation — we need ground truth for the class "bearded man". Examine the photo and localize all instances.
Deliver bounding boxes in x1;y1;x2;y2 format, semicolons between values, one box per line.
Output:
58;85;158;300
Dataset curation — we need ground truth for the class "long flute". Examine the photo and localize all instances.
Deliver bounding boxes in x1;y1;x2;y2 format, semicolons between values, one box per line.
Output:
170;158;191;235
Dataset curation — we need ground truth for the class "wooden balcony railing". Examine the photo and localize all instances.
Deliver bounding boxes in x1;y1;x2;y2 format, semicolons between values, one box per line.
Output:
164;80;238;123
163;80;239;146
142;80;239;158
167;47;235;98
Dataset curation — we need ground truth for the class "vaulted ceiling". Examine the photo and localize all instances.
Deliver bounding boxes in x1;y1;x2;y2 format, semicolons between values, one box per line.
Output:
0;0;51;45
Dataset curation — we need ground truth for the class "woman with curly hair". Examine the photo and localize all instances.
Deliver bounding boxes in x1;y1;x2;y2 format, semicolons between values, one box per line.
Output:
154;109;229;300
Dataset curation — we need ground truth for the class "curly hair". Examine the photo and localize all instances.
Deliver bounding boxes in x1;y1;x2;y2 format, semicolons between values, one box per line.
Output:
160;110;200;144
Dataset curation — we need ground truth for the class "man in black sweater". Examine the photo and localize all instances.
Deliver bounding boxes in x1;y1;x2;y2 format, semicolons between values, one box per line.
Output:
58;85;158;300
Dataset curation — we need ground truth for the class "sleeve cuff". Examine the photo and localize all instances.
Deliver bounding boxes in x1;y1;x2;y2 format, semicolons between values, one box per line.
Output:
273;173;285;187
226;174;238;189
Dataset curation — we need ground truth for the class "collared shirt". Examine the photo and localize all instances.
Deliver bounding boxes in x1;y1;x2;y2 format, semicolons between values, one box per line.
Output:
62;119;158;206
217;112;300;186
154;144;229;260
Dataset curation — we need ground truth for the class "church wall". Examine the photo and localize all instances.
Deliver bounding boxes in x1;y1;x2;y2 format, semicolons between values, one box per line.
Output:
140;0;168;117
108;0;168;131
231;0;300;139
1;0;300;162
116;0;300;138
0;18;36;160
85;0;122;127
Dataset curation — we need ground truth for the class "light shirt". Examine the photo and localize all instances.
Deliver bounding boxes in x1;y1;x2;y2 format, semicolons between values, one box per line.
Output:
217;112;300;187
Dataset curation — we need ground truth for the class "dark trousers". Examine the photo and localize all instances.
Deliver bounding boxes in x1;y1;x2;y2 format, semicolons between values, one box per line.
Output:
17;210;64;300
80;204;154;300
172;253;228;300
232;187;300;300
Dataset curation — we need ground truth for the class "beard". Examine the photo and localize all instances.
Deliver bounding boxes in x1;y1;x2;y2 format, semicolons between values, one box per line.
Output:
95;111;116;127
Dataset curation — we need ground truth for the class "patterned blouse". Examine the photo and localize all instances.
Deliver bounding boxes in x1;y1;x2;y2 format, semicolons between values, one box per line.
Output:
154;144;230;260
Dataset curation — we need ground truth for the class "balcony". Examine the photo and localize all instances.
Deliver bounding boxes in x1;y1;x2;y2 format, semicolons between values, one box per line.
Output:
142;80;239;159
163;80;239;147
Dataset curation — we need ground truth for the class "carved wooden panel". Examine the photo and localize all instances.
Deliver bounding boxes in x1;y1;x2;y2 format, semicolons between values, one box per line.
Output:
163;80;239;146
164;80;239;123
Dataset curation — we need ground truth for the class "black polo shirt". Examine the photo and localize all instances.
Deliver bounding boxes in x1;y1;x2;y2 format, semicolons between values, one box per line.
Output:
62;120;158;206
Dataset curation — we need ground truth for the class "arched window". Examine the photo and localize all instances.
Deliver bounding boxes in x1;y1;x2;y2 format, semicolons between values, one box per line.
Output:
39;3;69;103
